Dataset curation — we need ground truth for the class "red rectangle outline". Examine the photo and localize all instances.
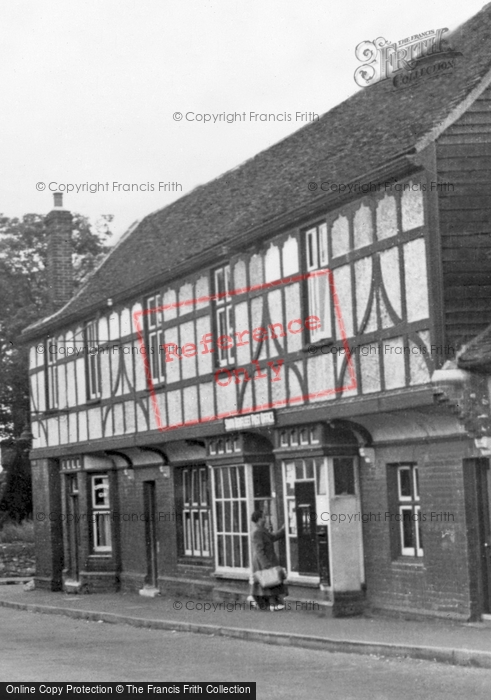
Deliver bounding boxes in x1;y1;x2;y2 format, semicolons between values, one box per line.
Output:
133;269;357;432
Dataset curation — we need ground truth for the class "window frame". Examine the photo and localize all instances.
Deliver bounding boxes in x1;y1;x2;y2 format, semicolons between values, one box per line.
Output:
304;223;332;344
213;265;235;367
45;337;58;409
85;321;101;400
146;294;165;384
181;466;212;558
90;473;112;553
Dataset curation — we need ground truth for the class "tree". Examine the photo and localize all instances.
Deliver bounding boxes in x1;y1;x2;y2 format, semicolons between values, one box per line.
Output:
0;212;113;439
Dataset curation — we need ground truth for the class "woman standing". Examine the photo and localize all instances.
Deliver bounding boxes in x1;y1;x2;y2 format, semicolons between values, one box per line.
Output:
249;510;288;611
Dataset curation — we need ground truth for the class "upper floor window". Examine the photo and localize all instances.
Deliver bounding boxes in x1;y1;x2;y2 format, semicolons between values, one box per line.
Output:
85;321;101;400
46;337;58;409
214;265;234;367
146;295;165;383
305;224;332;343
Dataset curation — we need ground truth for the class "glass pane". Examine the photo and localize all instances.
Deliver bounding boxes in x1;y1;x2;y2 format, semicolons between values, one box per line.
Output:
230;468;238;498
295;460;304;480
401;508;414;549
238;466;246;496
201;512;210;554
285;462;295;496
217;535;224;566
232;502;239;532
224;501;231;532
184;512;191;551
215;268;225;298
287;499;297;536
193;512;200;553
200;469;208;505
233;535;241;568
192;469;199;504
242;536;249;568
399;468;411;498
216;502;223;533
214;469;222;499
225;535;232;567
241;501;248;533
222;468;231;498
305;459;314;480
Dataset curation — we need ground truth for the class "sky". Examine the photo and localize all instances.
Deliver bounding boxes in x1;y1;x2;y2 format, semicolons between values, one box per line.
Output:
1;0;488;242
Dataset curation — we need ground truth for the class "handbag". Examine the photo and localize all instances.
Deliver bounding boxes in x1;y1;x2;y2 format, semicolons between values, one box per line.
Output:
254;566;282;589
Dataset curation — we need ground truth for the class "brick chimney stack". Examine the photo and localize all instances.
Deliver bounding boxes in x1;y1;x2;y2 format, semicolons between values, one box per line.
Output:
45;192;73;311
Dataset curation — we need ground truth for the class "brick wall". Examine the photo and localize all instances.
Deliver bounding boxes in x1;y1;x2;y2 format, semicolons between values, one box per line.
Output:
361;437;475;619
45;209;73;310
32;458;63;590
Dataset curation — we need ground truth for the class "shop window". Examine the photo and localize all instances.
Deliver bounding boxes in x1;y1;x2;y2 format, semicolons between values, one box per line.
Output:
387;464;423;558
253;465;273;529
182;467;211;557
213;465;249;570
91;474;111;553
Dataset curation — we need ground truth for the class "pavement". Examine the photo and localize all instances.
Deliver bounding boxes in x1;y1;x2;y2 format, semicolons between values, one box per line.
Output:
1;583;491;669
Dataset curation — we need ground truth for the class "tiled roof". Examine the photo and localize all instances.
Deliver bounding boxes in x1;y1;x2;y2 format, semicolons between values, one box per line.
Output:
458;325;491;373
24;5;491;339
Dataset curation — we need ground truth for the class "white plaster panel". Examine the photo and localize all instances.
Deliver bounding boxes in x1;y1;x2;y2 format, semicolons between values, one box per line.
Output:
233;260;247;291
284;284;302;354
124;401;136;433
100;351;111;399
122;343;134;393
66;362;76;408
136;401;148;433
155;391;167;429
383;337;406;389
109;311;120;340
163;326;180;384
88;407;102;440
353;203;373;250
288;363;304;405
58;364;68;410
265;244;281;282
59;416;68;445
199;382;214;421
360;344;381;393
75;358;86;406
47;417;59;446
78;411;88;443
134;340;148;391
380;246;402;322
216;375;237;417
98;316;108;343
401;182;424;232
404;238;429;322
103;407;113;438
196;315;213;376
29;346;36;370
180;320;196;379
376;194;397;239
68;412;77;443
333;265;353;339
249;253;263;287
167;389;183;428
179;283;193;316
37;372;46;412
308;354;335;402
131;302;143;334
268;289;284;357
195;275;210;310
113;403;124;435
282;236;299;276
331;215;349;258
234;302;251;366
120;308;131;337
183;385;199;424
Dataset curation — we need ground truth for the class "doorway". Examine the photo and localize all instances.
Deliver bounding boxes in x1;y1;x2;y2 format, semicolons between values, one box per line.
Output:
143;481;158;588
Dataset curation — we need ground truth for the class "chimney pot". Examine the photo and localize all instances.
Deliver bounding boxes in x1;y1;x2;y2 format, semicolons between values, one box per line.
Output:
53;192;63;208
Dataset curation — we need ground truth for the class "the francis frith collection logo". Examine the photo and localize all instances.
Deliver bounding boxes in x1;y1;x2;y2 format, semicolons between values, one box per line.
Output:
354;27;461;89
